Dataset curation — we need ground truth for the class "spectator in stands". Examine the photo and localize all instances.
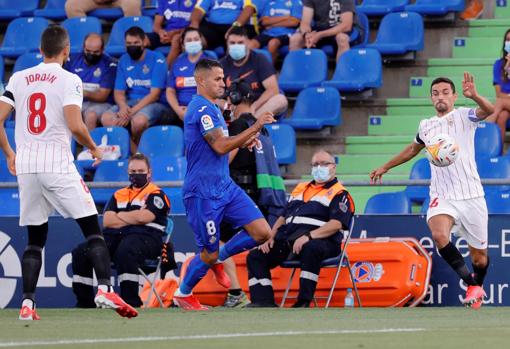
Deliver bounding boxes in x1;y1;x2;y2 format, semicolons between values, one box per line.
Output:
101;26;168;149
146;0;197;66
64;34;117;130
220;80;286;308
486;28;510;142
72;152;173;308
65;0;141;18
221;26;288;118
289;0;364;62
460;0;483;21
246;149;355;308
189;0;259;50
249;0;302;64
165;27;210;124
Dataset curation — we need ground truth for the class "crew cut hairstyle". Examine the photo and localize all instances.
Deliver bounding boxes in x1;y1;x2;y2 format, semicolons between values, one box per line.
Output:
128;152;151;169
194;58;223;74
430;77;456;94
124;26;146;40
40;25;69;58
227;25;249;39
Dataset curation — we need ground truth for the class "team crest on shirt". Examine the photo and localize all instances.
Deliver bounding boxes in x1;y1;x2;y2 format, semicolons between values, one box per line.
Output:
285;0;292;7
142;64;150;74
93;67;102;78
75;84;82;96
153;196;164;209
184;0;192;6
201;115;214;130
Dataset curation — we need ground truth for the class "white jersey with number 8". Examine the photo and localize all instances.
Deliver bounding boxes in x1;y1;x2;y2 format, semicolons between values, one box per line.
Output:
0;62;83;174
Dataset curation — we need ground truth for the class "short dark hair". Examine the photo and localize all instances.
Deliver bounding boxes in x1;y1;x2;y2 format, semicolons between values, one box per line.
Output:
430;77;456;94
194;58;223;74
181;27;202;46
124;26;146;40
40;25;69;58
227;26;249;39
128;152;151;169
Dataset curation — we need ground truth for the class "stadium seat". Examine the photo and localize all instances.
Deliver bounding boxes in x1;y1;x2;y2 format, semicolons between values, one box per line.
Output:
0;18;49;58
356;0;409;16
486;192;510;214
404;158;430;204
366;12;424;55
0;0;38;20
0;190;20;216
253;49;273;64
92;127;131;159
420;197;430;214
283;87;341;130
0;128;15;162
88;7;124;20
0;160;16;182
364;192;411;214
352;12;370;48
151;156;187;181
322;48;382;92
264;124;296;165
105;16;153;56
405;0;465;16
163;188;185;214
138;126;184;160
278;49;328;92
476;156;510;194
475;122;502;159
13;52;44;73
92;160;129;205
62;17;103;54
34;0;67;20
0;55;4;83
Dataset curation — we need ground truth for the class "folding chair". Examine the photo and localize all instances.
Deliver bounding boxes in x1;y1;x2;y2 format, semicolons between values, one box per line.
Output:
138;218;174;308
279;217;361;308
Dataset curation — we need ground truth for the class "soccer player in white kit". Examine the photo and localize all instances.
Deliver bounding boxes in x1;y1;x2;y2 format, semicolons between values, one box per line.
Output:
370;73;494;309
0;26;137;319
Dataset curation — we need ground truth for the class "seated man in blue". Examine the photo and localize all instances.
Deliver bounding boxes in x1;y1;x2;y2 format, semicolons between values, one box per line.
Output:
173;58;276;310
101;26;169;147
64;33;117;130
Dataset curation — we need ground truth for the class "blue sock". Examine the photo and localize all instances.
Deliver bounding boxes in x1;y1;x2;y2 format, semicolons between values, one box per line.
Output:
179;254;210;295
219;230;258;261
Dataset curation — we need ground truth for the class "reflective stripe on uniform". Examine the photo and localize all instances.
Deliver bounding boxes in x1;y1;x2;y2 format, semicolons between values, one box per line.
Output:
118;273;140;283
300;271;319;282
72;275;94;286
285;216;327;227
248;277;273;287
146;222;165;231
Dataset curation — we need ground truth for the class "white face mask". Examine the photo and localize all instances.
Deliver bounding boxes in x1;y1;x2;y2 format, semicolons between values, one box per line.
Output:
184;41;202;55
505;41;510;54
311;165;331;183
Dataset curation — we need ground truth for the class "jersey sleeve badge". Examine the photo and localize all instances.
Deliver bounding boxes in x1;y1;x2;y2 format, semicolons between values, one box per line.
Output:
201;114;214;130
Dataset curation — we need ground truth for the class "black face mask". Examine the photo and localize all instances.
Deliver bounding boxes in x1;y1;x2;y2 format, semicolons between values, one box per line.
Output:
129;173;148;188
84;53;102;65
126;45;144;60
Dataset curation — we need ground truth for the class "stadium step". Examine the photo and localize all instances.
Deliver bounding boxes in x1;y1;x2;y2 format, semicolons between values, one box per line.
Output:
386;97;483;115
368;115;422;135
334;154;423;175
409;76;495;98
428;58;494;66
452;37;501;59
468;26;507;38
427;65;492;78
469;19;510;27
495;2;510;19
345;135;411;154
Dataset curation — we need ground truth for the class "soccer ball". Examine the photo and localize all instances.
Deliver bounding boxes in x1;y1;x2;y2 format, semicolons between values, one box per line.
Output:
425;133;459;167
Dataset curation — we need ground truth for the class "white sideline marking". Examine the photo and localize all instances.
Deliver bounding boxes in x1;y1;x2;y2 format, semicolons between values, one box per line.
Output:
0;328;425;347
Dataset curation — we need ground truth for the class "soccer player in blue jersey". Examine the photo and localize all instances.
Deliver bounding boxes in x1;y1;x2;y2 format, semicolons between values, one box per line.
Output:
173;58;276;310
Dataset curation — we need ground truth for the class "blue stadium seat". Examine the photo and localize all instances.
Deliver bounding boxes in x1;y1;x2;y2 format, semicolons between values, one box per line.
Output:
34;0;67;20
0;18;49;58
163;187;185;214
92;160;129;204
476;156;510;194
318;13;370;56
105;16;153;56
278;49;328;92
62;17;103;54
364;191;411;214
420;197;430;214
88;7;124;20
366;12;424;55
475;122;502;159
0;0;38;20
151;156;187;181
356;0;409;16
0;128;15;161
92;127;131;159
253;48;273;64
0;160;16;182
0;190;20;216
283;87;341;130
13;52;44;73
138;126;184;160
322;48;382;92
404;158;430;204
405;0;465;16
0;55;4;83
486;192;510;214
264;124;296;165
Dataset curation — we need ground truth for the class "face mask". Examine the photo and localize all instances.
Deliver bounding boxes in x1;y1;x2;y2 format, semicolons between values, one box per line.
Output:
126;45;144;60
505;41;510;54
185;41;202;55
311;165;331;183
129;173;148;188
229;44;246;61
84;53;102;65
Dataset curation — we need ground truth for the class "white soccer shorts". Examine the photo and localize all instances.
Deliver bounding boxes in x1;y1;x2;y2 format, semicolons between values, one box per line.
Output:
426;196;488;249
17;171;98;226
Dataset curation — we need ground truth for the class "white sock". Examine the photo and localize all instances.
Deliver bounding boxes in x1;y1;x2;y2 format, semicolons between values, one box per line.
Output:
22;298;34;309
174;288;191;297
98;284;111;293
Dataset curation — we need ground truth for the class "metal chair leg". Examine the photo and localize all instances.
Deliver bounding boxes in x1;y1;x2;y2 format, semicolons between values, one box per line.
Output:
280;268;296;307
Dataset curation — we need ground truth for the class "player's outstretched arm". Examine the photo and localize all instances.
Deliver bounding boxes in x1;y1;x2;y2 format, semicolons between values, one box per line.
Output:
462;71;494;119
369;142;424;184
0;101;15;175
64;105;102;165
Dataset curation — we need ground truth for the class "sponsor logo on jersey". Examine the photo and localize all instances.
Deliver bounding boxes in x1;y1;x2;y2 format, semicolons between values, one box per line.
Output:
212;1;238;11
198;106;207;112
201;115;214;130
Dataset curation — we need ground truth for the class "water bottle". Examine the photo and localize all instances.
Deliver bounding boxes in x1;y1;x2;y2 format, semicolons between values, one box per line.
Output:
344;288;354;308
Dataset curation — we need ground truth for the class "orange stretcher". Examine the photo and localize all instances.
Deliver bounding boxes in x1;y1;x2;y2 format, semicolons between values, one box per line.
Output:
181;237;432;307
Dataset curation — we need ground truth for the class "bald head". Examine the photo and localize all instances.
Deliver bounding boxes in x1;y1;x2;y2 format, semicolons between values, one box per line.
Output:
84;33;104;53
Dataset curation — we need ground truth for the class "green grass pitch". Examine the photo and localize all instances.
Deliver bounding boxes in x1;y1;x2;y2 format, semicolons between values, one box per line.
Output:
1;307;510;348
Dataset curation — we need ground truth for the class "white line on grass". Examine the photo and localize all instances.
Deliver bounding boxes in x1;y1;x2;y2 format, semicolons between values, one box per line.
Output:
0;328;426;347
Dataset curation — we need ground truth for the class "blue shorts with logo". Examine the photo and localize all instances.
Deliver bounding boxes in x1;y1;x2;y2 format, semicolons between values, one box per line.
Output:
184;184;264;253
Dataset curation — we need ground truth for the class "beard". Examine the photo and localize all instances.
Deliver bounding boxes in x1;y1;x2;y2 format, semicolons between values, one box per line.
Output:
435;102;448;113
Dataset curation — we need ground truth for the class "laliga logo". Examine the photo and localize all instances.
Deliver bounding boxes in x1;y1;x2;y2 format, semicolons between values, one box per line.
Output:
0;231;22;308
